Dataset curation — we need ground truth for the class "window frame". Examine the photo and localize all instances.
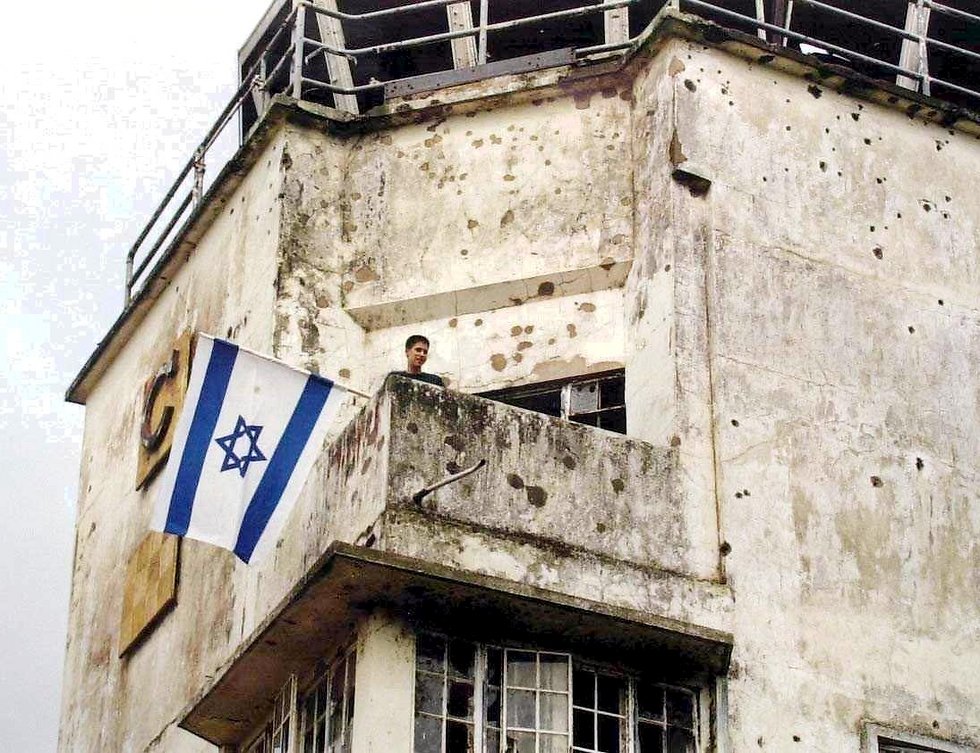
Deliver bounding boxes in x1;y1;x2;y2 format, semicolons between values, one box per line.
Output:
478;369;627;435
412;633;703;753
863;723;974;753
299;643;358;753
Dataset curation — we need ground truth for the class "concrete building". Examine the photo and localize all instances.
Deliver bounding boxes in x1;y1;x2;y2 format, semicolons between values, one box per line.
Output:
60;1;980;752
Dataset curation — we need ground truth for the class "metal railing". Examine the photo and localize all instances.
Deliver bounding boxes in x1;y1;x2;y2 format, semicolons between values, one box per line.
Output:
123;0;980;306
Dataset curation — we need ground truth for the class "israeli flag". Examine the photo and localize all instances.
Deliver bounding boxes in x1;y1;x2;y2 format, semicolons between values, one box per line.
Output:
151;335;346;564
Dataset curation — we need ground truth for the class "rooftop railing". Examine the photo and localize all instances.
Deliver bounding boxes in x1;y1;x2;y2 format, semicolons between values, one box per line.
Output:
123;0;980;306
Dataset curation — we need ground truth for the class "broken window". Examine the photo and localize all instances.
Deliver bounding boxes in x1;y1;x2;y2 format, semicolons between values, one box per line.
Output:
242;676;296;753
479;370;626;435
300;645;358;753
412;633;701;753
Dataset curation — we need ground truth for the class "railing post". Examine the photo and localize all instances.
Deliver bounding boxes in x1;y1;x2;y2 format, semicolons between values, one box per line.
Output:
898;0;931;93
291;2;307;100
191;147;206;205
124;259;133;306
447;1;479;69
604;0;630;47
478;0;488;64
310;0;359;114
916;0;931;96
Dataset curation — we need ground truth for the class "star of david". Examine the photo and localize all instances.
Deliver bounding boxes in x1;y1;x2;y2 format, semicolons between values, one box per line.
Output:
214;415;267;478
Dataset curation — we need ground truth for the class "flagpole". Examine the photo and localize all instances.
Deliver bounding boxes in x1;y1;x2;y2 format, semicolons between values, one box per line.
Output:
198;333;373;400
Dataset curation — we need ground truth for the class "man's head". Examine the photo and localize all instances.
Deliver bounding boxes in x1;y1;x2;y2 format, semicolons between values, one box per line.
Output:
404;335;430;373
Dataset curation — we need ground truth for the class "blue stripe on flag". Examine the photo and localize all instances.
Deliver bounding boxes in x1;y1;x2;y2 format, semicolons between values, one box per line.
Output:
233;375;333;563
165;339;239;536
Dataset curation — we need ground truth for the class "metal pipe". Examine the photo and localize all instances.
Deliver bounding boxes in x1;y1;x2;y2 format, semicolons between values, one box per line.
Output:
681;0;923;80
301;0;470;23
924;0;980;25
412;459;488;505
129;191;194;286
792;0;918;42
302;0;635;59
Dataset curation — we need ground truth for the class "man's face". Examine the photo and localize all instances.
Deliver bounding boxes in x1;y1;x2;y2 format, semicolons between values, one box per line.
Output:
406;342;428;372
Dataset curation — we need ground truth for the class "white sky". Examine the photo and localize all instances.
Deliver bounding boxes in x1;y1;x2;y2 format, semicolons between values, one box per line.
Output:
0;1;272;748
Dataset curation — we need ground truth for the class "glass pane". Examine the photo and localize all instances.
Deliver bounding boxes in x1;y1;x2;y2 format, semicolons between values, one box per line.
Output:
485;728;501;753
316;682;328;718
346;656;356;727
507;689;536;729
507;652;537;688
418;635;447;673
637;722;663;753
666;691;694;729
636;684;664;721
595;676;623;714
447;719;474;753
666;728;695;753
539;655;569;691
598;408;627;435
449;641;477;679
568;381;599;414
414;714;443;753
505;730;535;753
597;715;620;753
540;693;568;733
448;680;475;719
486;687;502;725
599;378;625;408
316;714;326;752
416;673;445;715
539;733;568;753
573;709;594;749
487;648;503;687
572;671;594;709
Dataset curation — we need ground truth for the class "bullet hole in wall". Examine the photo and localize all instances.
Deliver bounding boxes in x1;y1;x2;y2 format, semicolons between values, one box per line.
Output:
908;325;915;333
731;419;740;427
873;247;883;259
916;457;924;471
720;541;732;556
871;476;883;487
938;299;945;306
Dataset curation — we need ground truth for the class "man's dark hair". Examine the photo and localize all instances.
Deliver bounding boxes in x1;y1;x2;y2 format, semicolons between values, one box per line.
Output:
405;334;430;350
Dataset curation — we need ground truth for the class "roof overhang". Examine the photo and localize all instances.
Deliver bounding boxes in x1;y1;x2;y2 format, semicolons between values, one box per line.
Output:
180;543;733;747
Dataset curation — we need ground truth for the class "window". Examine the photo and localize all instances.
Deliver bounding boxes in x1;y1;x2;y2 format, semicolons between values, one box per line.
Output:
865;723;973;753
243;677;296;753
413;634;701;753
480;371;626;435
301;646;357;753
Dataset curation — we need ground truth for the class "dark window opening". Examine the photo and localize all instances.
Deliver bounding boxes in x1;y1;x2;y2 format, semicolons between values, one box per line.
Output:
479;370;626;435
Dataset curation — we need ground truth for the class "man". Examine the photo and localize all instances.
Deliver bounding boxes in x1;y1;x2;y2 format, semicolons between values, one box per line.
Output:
389;335;445;387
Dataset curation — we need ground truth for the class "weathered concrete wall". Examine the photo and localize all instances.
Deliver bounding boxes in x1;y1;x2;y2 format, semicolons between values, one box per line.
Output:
59;131;289;753
62;22;980;753
642;37;980;751
274;87;636;397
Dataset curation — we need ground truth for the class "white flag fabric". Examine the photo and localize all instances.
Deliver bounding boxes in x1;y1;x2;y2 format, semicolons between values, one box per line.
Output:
151;334;346;564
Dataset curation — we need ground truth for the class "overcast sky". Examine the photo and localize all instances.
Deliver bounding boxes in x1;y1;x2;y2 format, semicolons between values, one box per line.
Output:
0;1;271;748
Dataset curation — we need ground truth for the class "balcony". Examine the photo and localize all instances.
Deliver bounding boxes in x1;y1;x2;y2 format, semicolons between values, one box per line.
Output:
179;376;729;746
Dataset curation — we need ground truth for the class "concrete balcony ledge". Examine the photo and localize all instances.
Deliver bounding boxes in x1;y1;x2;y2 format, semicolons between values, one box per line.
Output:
178;379;732;746
328;377;716;578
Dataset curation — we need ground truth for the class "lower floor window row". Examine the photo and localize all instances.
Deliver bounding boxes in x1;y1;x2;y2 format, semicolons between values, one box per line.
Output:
413;634;698;753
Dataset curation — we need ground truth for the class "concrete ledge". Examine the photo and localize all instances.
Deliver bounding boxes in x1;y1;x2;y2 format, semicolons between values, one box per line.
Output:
179;543;733;746
345;260;632;330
